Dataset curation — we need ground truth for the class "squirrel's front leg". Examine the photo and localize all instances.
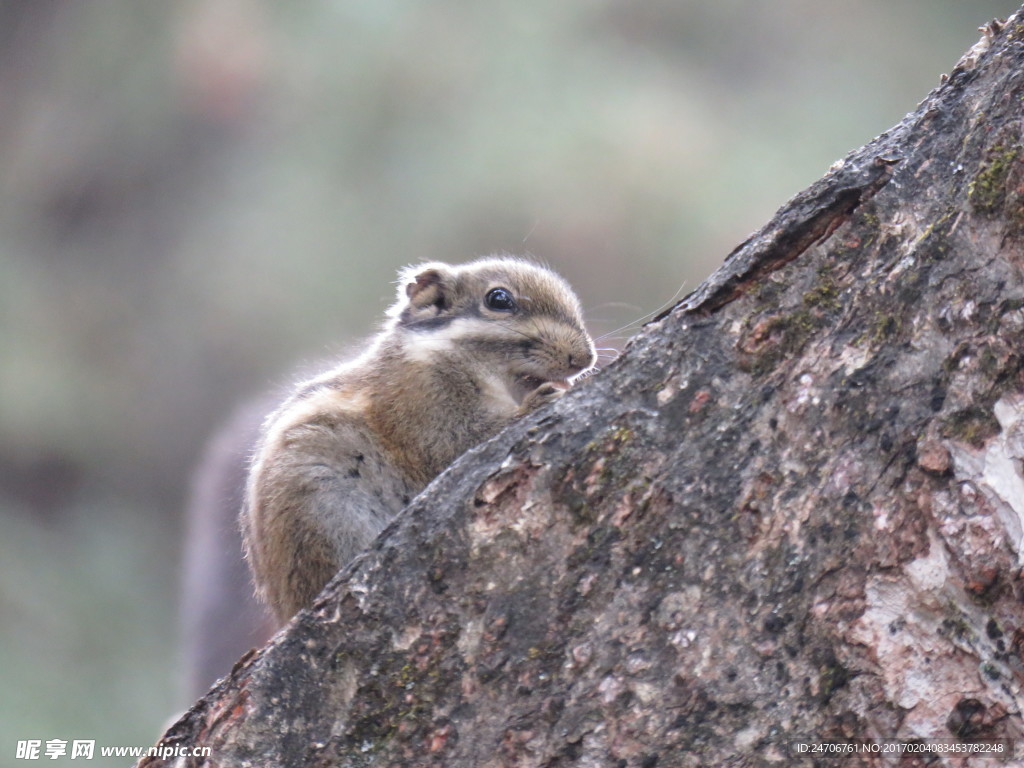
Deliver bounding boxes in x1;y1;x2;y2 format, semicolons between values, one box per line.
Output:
518;381;568;416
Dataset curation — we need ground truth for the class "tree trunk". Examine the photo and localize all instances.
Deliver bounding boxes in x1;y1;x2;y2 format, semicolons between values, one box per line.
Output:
143;11;1024;767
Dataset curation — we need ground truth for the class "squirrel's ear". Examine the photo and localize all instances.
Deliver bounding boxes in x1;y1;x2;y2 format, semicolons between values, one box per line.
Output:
405;268;448;310
391;263;456;322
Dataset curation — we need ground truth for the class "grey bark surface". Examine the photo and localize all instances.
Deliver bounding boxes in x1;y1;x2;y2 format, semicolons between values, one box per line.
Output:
143;12;1024;767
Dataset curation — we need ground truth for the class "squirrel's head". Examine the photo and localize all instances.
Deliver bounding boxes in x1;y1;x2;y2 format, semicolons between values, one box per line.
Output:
388;257;596;402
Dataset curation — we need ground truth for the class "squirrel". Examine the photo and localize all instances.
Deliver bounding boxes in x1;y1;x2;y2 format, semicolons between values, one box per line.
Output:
242;256;596;625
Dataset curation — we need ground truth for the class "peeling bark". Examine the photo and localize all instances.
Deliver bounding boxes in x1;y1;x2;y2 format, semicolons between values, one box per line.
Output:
143;12;1024;768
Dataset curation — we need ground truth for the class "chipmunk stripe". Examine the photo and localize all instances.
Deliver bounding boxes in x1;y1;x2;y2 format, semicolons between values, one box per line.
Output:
399;317;512;363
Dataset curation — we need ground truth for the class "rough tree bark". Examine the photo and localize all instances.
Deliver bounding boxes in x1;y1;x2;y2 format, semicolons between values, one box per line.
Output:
144;12;1024;767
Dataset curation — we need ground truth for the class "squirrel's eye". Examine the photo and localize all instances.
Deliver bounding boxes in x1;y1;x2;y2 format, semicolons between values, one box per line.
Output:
485;287;517;312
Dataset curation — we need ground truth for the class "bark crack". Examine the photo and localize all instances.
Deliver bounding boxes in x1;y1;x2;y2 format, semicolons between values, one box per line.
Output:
672;156;900;319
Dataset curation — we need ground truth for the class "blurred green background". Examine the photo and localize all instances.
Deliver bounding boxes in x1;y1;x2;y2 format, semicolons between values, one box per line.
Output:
1;0;1017;753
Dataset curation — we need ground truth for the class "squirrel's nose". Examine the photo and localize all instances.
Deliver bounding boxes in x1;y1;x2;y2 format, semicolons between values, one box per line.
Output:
568;347;596;373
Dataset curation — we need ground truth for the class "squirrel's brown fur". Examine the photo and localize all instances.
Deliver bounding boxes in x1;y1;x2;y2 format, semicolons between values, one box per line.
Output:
243;257;595;624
